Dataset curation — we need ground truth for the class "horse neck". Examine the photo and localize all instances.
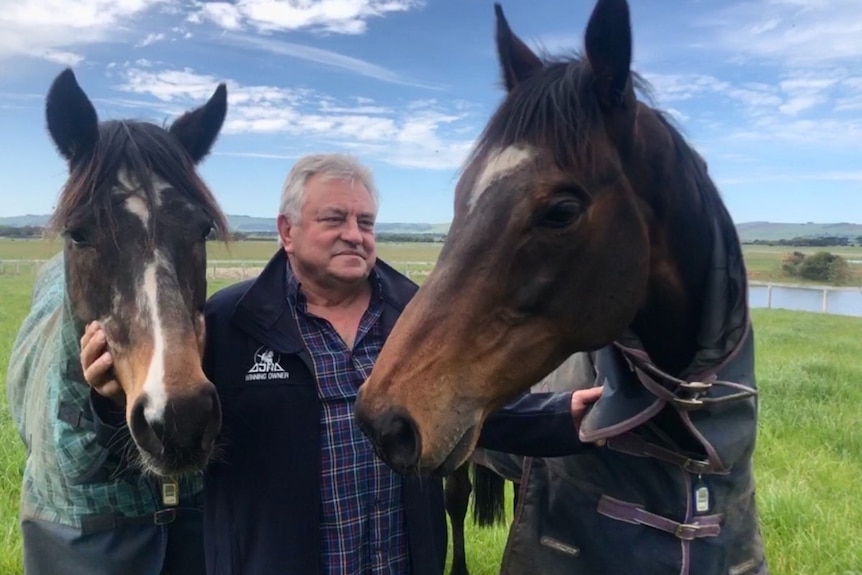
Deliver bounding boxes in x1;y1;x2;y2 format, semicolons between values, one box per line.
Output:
629;161;714;378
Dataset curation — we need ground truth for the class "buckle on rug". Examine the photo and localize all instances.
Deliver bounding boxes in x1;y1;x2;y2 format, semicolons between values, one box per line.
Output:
675;523;705;540
153;508;177;525
679;381;712;393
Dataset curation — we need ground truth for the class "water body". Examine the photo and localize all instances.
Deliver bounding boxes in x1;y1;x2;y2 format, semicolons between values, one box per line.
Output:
748;283;862;318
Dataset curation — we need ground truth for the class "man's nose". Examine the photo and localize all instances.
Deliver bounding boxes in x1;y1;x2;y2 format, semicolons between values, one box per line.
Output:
341;218;363;244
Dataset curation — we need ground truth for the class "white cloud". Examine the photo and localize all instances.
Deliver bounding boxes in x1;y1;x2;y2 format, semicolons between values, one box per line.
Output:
641;73;730;102
38;48;85;66
188;2;243;30
136;32;165;47
725;116;862;146
718;170;862;186
640;0;860;149
113;66;475;170
0;0;171;64
700;0;862;66
187;0;423;35
214;33;442;90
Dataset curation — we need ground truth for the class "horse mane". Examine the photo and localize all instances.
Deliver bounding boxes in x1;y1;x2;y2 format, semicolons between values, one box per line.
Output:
465;51;653;176
466;49;737;244
48;119;230;243
652;110;739;243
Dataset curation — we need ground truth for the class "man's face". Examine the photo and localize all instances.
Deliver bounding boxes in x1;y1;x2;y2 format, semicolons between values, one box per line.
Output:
279;173;377;289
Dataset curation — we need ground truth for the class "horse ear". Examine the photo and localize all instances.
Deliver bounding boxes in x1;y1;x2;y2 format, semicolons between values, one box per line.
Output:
46;68;99;164
494;4;543;92
169;83;227;164
584;0;633;110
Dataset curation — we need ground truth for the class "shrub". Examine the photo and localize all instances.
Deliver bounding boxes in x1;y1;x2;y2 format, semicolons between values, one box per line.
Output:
797;252;850;284
781;251;806;277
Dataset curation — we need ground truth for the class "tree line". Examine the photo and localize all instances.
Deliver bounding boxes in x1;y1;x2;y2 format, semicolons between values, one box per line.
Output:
745;235;862;247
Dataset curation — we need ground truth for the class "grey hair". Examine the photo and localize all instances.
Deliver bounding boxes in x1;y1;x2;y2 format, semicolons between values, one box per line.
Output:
278;153;379;224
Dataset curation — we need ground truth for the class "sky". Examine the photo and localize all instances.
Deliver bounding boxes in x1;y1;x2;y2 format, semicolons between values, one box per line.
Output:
0;0;860;225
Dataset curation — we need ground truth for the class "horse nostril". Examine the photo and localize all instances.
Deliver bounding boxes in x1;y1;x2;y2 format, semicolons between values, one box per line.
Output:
161;384;220;452
130;397;164;457
375;409;421;473
150;420;167;445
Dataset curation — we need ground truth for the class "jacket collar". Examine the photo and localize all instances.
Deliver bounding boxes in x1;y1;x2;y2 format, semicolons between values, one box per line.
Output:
231;248;418;353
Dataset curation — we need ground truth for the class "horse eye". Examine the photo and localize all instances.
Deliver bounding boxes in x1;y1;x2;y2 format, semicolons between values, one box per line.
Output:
537;198;583;229
201;223;214;240
65;228;90;246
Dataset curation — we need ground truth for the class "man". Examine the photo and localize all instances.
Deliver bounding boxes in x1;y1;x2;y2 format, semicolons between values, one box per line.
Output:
80;153;601;574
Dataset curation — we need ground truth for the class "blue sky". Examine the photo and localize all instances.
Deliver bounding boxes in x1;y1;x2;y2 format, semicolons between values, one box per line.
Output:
1;0;860;225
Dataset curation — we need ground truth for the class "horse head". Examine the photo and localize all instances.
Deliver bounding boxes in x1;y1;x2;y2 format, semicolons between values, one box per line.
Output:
46;68;230;476
356;0;732;475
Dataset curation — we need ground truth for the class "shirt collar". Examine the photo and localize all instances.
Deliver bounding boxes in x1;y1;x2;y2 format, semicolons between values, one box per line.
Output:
285;258;384;314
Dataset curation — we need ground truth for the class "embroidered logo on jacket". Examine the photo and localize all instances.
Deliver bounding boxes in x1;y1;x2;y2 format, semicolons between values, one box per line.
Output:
245;347;290;382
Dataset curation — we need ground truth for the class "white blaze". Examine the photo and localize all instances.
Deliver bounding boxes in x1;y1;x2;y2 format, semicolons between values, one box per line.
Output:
116;167;174;423
124;196;149;229
141;256;168;423
116;166;169;207
468;145;534;213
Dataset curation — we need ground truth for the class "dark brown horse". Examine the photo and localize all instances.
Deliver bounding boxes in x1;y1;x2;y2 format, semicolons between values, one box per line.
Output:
356;1;765;572
22;68;230;477
7;68;232;573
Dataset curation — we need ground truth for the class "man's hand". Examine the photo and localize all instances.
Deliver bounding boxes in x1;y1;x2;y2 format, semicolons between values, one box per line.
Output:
80;322;125;407
571;386;602;428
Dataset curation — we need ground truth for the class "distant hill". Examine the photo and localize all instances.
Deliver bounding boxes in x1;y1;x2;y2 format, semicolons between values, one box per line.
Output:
735;222;862;243
1;215;859;242
0;215;52;227
0;214;452;236
226;216;450;235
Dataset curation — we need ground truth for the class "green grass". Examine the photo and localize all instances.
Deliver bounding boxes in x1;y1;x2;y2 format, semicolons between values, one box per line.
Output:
0;238;445;263
748;310;862;575
0;276;33;574
2;239;860;286
1;268;862;574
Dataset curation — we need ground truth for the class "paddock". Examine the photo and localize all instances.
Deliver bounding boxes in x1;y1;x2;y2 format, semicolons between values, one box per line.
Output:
1;242;860;575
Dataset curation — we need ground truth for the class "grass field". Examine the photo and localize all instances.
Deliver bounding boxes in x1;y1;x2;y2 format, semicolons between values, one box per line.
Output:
1;253;861;573
2;238;861;286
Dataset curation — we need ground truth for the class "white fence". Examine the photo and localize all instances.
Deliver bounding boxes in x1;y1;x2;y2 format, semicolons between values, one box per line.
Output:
203;260;435;282
748;281;862;317
0;259;436;283
0;259;44;276
3;260;861;318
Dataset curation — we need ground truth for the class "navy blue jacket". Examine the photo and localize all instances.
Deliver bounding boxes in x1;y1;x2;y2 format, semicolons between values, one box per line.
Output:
200;249;586;575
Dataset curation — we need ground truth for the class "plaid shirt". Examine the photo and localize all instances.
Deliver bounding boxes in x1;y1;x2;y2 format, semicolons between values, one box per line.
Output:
287;265;410;575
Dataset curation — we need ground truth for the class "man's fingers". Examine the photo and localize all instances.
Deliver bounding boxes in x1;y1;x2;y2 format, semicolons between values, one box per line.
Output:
581;386;603;403
80;321;98;348
571;386;604;429
572;386;603;409
99;380;124;399
80;329;107;370
83;350;113;385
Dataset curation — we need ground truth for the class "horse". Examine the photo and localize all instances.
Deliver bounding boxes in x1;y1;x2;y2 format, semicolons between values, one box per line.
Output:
445;461;517;575
6;68;230;574
355;1;766;573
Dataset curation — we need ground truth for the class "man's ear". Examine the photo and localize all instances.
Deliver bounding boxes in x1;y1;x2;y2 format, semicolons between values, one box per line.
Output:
277;214;293;252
